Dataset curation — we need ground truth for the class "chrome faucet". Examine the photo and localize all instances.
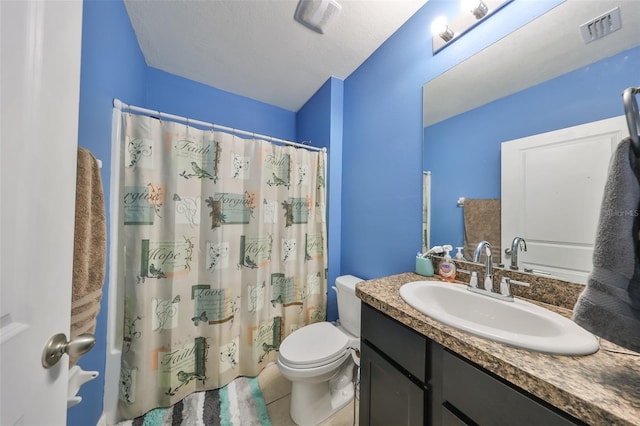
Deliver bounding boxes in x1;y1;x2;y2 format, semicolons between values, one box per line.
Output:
469;240;530;301
509;237;527;270
473;241;493;292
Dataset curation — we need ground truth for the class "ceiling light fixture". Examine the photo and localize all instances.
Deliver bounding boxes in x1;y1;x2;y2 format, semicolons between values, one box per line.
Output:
294;0;342;34
430;0;513;54
463;0;489;20
431;16;455;42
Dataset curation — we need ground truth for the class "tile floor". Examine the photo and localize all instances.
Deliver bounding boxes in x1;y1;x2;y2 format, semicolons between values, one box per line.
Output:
257;362;359;426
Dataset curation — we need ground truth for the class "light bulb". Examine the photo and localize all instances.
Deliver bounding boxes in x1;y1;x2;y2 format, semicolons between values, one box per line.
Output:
461;0;477;12
430;16;448;36
430;16;454;41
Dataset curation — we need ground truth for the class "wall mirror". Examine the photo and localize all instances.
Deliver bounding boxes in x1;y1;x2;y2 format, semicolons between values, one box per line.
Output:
422;0;640;283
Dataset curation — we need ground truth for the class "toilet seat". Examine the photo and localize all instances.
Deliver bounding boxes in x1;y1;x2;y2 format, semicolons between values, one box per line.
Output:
279;322;349;369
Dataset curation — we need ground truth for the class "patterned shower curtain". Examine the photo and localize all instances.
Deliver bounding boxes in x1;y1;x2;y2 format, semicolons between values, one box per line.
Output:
117;113;328;419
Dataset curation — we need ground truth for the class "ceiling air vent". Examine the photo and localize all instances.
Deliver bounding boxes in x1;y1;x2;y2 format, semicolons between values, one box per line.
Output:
580;7;622;44
294;0;342;34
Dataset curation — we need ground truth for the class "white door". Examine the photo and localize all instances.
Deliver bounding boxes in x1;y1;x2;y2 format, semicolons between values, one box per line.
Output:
501;115;628;284
1;1;83;425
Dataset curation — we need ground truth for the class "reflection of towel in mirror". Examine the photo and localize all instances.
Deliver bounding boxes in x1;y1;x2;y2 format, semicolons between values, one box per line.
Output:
70;148;106;365
463;199;501;261
573;138;640;352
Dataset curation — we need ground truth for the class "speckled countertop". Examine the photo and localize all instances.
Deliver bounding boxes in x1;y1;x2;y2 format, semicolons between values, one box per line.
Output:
356;272;640;426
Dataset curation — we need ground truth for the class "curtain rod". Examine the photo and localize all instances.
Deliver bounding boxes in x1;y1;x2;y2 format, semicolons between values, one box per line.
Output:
113;99;325;152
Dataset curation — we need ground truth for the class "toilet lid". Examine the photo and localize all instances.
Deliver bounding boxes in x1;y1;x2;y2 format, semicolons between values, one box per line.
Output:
279;322;349;367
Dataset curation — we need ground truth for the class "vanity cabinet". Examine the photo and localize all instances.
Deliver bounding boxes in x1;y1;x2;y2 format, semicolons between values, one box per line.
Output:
359;303;583;426
360;303;429;425
431;344;583;426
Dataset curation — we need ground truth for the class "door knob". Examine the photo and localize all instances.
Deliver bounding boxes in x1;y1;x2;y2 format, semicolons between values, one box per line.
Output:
41;333;96;368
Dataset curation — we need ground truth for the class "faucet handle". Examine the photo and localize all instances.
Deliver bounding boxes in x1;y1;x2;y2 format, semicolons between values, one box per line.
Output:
499;277;530;297
468;271;479;289
499;277;512;297
484;275;493;292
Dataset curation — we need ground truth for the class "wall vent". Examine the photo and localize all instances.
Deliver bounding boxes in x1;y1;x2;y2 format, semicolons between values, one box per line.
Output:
580;7;622;44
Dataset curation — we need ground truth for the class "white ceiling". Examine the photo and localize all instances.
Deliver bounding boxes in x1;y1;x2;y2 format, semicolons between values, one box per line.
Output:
124;0;429;112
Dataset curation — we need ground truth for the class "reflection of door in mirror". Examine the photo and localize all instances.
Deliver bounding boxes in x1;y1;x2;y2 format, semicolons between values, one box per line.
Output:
501;115;628;283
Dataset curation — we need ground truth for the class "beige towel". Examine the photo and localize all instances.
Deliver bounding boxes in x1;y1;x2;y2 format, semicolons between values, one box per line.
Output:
463;199;501;261
70;148;106;363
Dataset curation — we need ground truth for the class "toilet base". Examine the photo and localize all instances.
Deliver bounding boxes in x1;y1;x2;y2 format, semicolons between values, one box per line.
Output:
289;361;355;425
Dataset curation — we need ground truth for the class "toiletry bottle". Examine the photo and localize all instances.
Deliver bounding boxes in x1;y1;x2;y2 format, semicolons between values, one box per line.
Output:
438;245;456;282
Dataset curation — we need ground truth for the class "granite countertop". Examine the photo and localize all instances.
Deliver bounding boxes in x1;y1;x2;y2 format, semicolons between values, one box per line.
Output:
356;272;640;426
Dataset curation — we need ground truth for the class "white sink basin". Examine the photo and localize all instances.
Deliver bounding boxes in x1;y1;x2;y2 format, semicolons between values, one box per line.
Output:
399;280;599;356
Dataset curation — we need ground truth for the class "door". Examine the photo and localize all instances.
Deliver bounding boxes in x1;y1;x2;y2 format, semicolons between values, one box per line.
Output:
1;1;83;425
360;342;426;426
501;115;628;283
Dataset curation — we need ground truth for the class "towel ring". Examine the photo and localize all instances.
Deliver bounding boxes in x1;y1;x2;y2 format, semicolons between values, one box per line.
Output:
622;87;640;157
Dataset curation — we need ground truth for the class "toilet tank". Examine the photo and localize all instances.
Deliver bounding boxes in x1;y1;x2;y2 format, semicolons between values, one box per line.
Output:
335;275;364;337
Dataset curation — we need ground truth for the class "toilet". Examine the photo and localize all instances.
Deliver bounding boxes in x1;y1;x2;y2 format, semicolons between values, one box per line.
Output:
277;275;363;425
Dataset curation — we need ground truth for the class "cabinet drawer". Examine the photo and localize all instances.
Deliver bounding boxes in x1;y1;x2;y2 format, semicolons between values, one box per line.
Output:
440;348;581;425
361;303;428;383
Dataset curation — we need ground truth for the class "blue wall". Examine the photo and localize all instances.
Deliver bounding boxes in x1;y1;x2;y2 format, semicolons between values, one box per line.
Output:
145;67;296;140
74;0;637;422
71;1;146;425
425;46;640;249
340;0;563;280
73;1;297;424
297;77;344;321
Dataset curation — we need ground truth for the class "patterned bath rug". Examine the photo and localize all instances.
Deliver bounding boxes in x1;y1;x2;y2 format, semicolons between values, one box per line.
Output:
116;377;271;426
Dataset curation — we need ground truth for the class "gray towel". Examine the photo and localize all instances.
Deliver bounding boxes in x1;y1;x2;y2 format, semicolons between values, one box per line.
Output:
573;138;640;352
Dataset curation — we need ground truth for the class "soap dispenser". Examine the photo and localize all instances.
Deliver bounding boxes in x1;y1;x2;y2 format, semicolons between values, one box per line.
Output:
438;245;456;282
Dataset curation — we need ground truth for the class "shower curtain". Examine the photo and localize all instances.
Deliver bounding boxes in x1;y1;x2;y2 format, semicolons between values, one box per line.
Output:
117;112;327;419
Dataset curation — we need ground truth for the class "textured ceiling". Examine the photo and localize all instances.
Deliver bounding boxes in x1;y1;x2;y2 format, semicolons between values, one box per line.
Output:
125;0;429;112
